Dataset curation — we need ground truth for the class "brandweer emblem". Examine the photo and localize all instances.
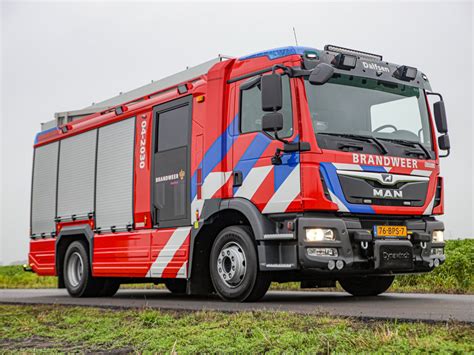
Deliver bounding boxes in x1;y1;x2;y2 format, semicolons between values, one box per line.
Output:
352;153;418;169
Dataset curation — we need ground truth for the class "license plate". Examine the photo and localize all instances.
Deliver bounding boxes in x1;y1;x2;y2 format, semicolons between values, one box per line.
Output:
373;225;407;238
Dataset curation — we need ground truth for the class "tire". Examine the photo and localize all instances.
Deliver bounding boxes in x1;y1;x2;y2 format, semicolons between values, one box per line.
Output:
209;226;271;302
164;279;187;294
339;275;395;296
63;241;104;297
98;279;121;297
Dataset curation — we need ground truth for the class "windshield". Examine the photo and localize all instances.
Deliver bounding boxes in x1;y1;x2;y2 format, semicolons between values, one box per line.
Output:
304;74;432;149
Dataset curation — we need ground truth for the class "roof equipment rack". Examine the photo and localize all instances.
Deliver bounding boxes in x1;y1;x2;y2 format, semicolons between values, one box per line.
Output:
41;55;232;131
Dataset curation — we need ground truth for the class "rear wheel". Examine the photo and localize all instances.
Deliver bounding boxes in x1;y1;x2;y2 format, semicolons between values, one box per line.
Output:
209;226;271;302
164;279;187;294
63;241;104;297
339;275;394;296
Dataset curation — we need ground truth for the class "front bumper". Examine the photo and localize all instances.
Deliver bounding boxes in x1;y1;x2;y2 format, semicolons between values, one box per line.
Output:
259;215;445;275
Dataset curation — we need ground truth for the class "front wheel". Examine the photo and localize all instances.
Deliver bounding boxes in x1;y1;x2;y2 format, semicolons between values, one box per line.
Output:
209;226;271;302
339;275;394;296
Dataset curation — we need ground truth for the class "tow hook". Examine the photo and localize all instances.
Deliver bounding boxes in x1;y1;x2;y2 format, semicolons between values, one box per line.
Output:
361;241;369;250
23;264;33;272
420;241;427;249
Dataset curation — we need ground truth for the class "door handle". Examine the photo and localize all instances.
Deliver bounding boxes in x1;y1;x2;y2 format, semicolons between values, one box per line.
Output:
233;171;243;187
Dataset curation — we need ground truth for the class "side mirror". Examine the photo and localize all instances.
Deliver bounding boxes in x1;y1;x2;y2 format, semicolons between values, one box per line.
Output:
262;112;283;133
438;134;450;151
433;101;448;133
309;63;334;85
261;73;282;112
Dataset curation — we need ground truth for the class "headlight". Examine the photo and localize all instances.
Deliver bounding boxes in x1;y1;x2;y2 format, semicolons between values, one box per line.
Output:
305;228;335;242
432;230;444;243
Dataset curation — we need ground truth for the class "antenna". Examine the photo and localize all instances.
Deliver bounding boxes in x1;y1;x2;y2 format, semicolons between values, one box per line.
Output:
292;27;299;46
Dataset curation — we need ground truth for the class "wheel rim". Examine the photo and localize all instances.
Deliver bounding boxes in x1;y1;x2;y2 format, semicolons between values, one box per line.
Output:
67;251;84;287
216;241;247;288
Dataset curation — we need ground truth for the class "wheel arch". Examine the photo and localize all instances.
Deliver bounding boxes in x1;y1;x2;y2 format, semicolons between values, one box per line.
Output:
55;224;94;288
187;198;274;294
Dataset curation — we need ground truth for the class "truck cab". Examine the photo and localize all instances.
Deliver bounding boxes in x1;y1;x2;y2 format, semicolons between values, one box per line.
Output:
29;45;449;301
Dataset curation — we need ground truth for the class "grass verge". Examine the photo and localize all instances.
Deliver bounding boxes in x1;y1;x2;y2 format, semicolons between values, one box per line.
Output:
0;305;473;353
2;239;472;293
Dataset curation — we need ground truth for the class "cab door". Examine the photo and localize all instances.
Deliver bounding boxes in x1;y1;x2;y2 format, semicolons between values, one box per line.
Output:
231;74;301;213
152;96;192;228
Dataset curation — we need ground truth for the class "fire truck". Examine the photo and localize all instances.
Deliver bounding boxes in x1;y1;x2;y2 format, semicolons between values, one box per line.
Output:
29;45;450;301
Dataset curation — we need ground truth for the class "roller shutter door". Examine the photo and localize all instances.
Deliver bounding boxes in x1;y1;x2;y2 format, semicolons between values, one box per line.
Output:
95;117;135;230
31;142;59;236
57;129;97;219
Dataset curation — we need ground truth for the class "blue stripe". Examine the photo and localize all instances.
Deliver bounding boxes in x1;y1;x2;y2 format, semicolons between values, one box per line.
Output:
273;135;300;192
233;133;272;195
361;165;386;173
320;162;375;214
191;115;238;200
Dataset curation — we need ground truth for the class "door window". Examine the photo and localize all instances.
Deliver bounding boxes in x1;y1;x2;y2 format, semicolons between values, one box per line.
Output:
240;75;293;138
153;98;191;227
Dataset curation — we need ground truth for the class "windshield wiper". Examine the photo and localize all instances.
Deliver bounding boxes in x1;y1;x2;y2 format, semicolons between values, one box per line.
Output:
317;133;388;155
378;138;432;159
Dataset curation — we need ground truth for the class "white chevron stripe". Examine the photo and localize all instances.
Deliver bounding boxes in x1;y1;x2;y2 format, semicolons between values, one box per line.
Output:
332;163;363;171
176;261;187;278
329;190;349;212
423;195;435;215
411;169;432;177
262;165;300;213
234;165;273;199
147;227;191;278
191;171;232;223
202;171;232;199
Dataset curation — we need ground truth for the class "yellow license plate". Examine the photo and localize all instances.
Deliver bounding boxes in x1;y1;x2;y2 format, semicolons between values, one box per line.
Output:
374;225;407;237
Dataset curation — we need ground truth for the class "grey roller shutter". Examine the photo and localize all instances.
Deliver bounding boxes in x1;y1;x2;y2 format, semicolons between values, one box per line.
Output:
57;129;97;219
96;117;135;230
31;142;59;236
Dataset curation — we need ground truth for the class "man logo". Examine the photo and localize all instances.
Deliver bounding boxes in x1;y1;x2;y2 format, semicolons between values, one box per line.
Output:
382;174;393;184
373;188;403;199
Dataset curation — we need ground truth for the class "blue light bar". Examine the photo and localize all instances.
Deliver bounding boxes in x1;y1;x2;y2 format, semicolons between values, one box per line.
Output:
34;127;58;144
239;46;319;61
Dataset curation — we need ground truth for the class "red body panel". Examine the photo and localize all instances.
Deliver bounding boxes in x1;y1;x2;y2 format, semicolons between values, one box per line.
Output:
93;230;151;277
29;239;56;275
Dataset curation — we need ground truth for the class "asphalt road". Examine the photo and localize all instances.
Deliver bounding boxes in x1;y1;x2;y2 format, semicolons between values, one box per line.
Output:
1;289;472;323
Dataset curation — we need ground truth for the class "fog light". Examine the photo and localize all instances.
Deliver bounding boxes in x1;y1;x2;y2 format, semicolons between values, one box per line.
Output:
328;260;336;270
305;228;335;242
307;247;338;257
432;230;444;243
430;248;444;256
336;260;344;270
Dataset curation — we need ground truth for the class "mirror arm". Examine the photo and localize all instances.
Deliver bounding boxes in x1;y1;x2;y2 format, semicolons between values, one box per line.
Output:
274;130;290;145
287;68;312;78
439;149;450;158
271;64;291;76
426;92;444;101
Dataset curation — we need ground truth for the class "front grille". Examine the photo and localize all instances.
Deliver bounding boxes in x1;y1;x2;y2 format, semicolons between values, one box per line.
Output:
338;173;428;207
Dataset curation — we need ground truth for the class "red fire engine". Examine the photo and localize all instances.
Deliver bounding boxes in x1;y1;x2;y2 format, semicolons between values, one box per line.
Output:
29;45;450;301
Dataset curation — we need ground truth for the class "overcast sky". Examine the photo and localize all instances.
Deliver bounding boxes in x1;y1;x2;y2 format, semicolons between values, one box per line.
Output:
1;1;473;264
